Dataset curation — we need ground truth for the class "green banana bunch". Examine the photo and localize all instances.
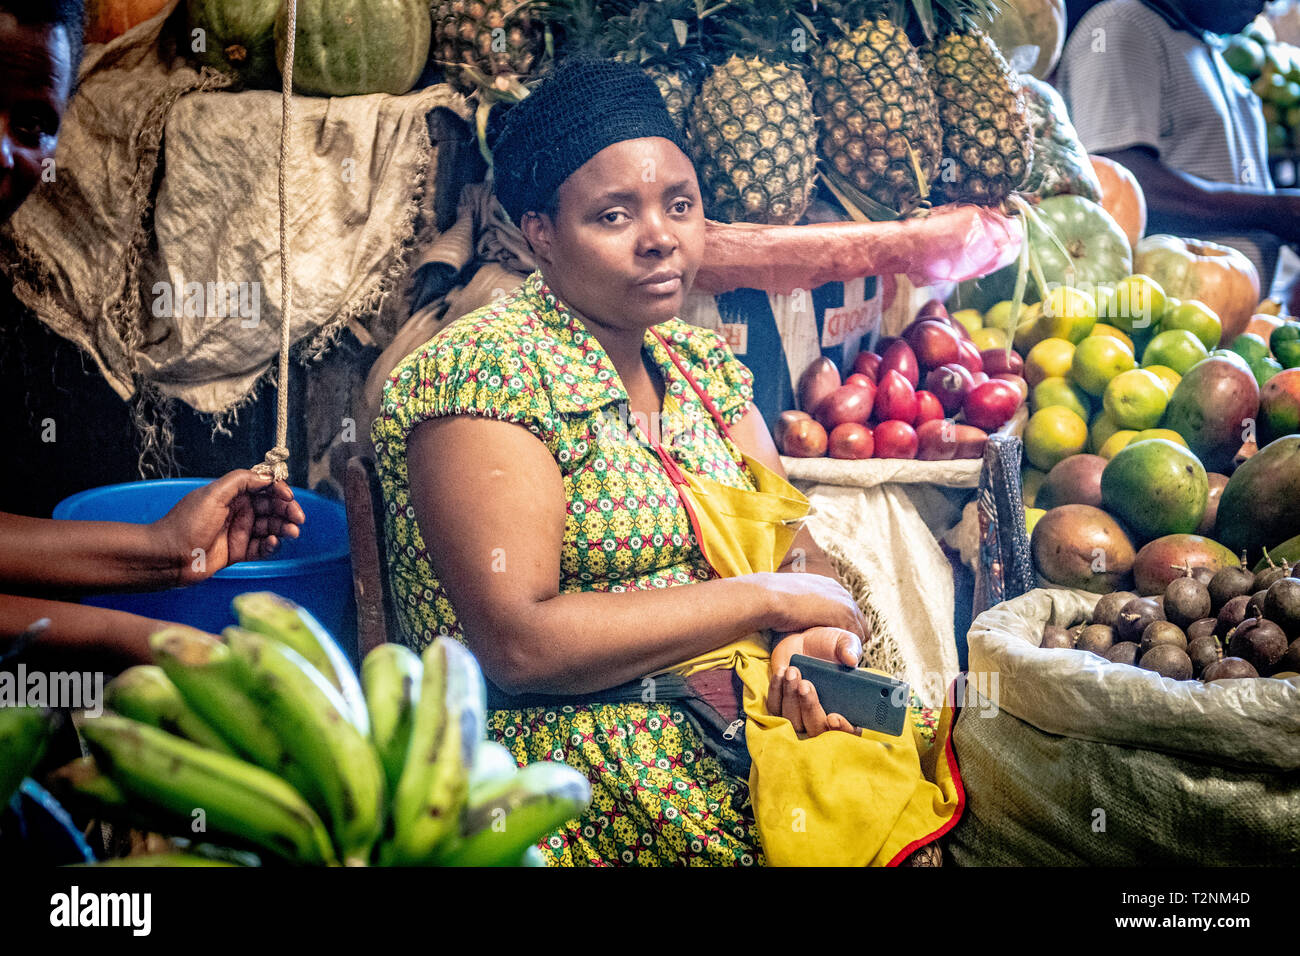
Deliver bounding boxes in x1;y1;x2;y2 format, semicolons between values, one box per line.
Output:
0;705;55;806
469;739;520;790
105;665;237;756
222;627;385;866
361;643;422;793
232;592;369;735
434;760;591;867
47;756;129;811
149;627;306;791
80;715;338;866
384;637;486;865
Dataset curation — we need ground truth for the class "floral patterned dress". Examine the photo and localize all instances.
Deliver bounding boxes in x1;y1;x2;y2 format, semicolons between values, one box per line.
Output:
372;269;936;866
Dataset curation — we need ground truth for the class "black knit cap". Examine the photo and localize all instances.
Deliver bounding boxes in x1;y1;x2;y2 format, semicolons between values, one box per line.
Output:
492;56;693;226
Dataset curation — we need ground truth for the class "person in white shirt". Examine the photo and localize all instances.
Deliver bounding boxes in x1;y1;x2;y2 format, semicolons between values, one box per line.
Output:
1058;0;1300;300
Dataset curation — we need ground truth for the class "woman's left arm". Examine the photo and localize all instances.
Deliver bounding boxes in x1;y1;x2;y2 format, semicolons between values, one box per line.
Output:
726;405;839;579
728;404;866;736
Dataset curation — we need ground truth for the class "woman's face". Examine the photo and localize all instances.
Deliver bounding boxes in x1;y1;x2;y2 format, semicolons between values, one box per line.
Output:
521;136;705;332
0;13;73;226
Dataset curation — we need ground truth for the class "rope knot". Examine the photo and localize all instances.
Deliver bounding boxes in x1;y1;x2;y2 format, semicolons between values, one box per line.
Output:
253;445;290;481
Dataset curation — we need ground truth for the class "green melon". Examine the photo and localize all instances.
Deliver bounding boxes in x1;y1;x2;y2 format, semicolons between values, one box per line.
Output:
187;0;280;89
276;0;432;97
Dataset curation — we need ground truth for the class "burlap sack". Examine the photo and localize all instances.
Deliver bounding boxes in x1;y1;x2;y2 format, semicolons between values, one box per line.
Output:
948;588;1300;866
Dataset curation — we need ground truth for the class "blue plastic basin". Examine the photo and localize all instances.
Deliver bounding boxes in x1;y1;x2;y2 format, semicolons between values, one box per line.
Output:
52;479;357;658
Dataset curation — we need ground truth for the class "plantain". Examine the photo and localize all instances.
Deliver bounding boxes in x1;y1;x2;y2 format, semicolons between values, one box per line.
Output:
0;705;55;805
106;665;237;756
231;592;369;734
149;626;304;788
360;643;422;794
222;627;385;866
383;637;486;866
80;715;338;866
435;760;592;867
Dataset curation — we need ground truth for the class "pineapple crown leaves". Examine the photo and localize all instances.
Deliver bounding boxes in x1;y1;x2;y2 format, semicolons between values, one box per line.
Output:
889;0;1004;42
606;0;719;69
705;0;824;66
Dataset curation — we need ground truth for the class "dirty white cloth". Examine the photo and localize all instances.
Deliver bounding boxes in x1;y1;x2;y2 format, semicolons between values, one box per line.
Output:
0;0;471;414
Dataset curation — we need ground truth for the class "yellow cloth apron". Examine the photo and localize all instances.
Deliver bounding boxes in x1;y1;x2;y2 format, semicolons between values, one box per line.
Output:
645;329;963;866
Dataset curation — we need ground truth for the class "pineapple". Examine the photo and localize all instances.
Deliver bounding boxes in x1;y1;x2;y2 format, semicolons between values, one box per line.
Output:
689;54;820;224
687;0;820;224
607;0;715;133
920;1;1034;206
809;11;943;215
430;0;547;94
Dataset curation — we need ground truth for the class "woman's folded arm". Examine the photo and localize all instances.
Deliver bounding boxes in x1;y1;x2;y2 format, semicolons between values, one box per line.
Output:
406;415;781;695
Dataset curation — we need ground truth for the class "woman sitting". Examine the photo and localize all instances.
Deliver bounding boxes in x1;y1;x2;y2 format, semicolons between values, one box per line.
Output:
373;58;961;866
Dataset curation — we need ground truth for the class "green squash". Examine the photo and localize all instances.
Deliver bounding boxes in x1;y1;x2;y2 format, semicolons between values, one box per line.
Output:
1019;75;1101;203
187;0;280;89
276;0;432;97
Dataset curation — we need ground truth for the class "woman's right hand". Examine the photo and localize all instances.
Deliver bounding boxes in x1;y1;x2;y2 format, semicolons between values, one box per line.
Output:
748;571;868;643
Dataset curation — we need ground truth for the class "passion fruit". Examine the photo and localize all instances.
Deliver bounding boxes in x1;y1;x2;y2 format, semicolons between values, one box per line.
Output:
1264;578;1300;638
1141;620;1188;654
1163;568;1212;630
1202;657;1259;682
1139;644;1194;680
1039;625;1075;649
1215;594;1253;637
1117;596;1165;644
1187;634;1223;677
1227;618;1289;674
1092;590;1138;629
1105;642;1141;666
1186;617;1218;642
1208;556;1256;613
1076;624;1116;656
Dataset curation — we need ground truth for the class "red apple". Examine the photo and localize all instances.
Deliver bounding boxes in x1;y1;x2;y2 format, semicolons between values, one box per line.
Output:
880;339;920;388
916;419;989;460
873;420;918;459
874;335;900;356
955;339;984;374
992;373;1029;405
924;363;976;416
902;319;962;372
917;299;949;322
815;383;875;429
980;348;1023;376
852;351;882;382
873;369;918;425
963;380;1022;432
781;418;829;457
970;371;990;386
773;410;811;451
828;422;874;460
797;357;841;415
914;389;945;426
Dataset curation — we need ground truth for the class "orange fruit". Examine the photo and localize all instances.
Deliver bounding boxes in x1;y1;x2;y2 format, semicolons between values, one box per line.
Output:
1098;429;1140;459
1071;335;1137;396
1024;406;1090;471
1102;368;1170;430
1089;323;1135;353
1025;337;1076;388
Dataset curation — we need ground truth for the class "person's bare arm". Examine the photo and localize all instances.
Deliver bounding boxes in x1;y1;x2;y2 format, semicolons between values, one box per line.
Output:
406;415;861;696
727;404;839;580
0;472;303;595
0;595;164;672
1101;147;1300;244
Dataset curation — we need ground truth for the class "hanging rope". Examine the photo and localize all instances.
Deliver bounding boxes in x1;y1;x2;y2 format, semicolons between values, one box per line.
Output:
253;0;298;482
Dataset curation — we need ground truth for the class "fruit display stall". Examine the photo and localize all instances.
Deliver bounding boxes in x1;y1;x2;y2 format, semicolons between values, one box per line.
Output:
3;0;1300;877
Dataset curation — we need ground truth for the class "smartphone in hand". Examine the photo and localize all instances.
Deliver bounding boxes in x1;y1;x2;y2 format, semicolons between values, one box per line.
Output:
788;654;910;737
